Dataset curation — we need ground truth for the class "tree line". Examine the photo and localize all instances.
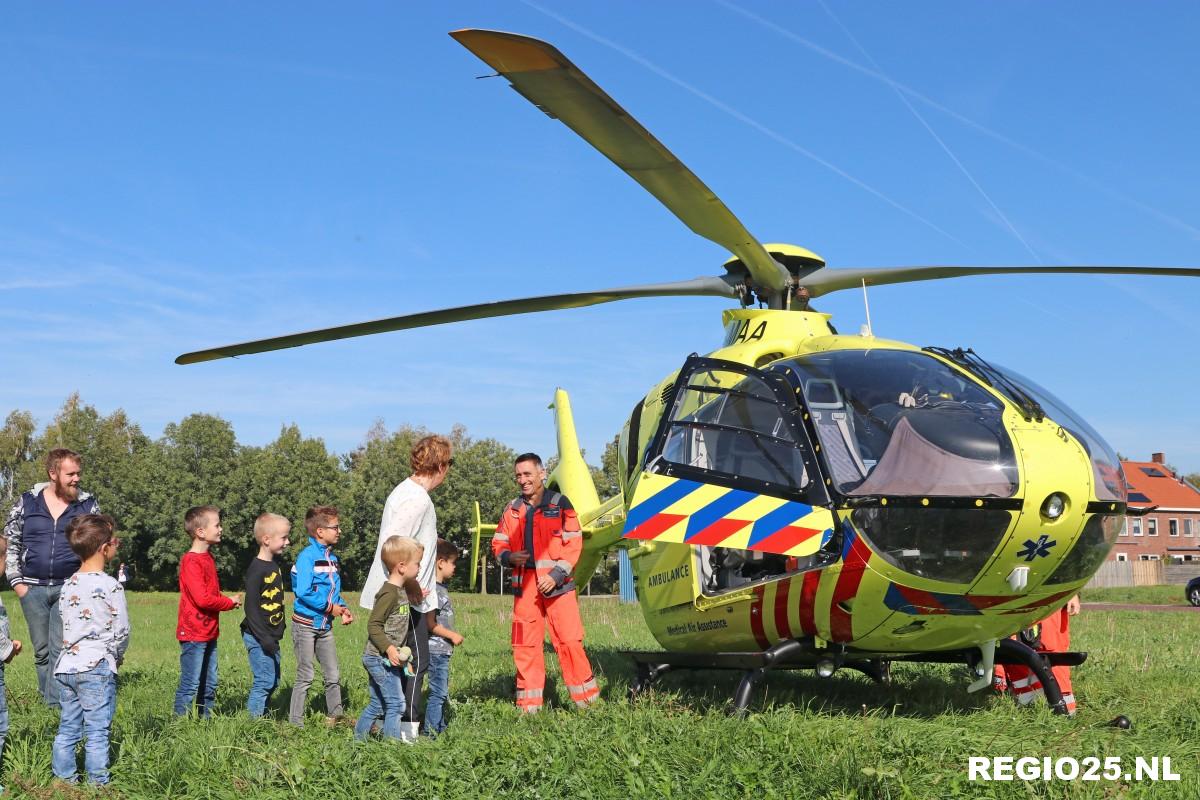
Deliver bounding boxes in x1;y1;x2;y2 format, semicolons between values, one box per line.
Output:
1;394;620;593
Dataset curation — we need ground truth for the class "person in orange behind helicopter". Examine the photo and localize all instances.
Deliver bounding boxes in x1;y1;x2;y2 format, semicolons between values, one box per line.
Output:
993;594;1079;715
492;453;600;713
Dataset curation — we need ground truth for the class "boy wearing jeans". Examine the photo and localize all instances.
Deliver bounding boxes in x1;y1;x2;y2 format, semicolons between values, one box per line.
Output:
289;505;353;726
52;514;129;786
355;535;421;742
241;513;291;717
174;506;241;717
424;539;464;737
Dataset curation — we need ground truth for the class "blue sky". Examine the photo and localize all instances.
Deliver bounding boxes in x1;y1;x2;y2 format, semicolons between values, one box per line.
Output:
3;1;1199;474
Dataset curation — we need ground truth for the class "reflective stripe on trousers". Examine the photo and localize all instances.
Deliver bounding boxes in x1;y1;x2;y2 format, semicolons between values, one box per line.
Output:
511;587;594;711
566;676;600;707
516;687;543;711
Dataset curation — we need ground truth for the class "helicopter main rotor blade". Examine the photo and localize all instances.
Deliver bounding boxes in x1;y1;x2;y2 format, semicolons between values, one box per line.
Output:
175;276;737;364
450;29;792;294
804;264;1200;297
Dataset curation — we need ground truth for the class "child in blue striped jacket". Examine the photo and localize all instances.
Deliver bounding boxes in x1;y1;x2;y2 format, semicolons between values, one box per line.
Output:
288;505;354;726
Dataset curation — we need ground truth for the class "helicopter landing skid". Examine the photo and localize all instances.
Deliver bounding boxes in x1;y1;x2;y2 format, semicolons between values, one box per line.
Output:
625;639;1084;716
625;638;892;716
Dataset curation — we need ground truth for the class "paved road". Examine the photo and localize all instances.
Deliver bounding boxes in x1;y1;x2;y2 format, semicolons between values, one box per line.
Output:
1082;602;1199;613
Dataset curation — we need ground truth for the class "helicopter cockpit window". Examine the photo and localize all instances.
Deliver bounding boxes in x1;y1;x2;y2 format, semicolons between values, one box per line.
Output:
772;349;1018;498
1044;514;1122;585
659;368;811;493
986;365;1127;502
851;506;1013;584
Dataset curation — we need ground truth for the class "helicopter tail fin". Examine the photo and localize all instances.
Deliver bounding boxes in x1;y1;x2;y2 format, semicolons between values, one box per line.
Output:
546;388;602;515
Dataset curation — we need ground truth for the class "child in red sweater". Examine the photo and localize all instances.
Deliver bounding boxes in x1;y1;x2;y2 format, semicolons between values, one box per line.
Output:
173;505;241;717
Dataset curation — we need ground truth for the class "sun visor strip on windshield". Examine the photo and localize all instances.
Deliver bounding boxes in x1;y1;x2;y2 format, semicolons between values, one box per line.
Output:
842;496;1023;510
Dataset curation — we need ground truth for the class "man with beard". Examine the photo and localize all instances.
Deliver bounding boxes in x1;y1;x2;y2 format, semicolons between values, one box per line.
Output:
492;453;599;712
3;449;99;707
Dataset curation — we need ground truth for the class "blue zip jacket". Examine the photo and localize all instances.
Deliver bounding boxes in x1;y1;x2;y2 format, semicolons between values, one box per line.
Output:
4;483;100;586
290;537;346;631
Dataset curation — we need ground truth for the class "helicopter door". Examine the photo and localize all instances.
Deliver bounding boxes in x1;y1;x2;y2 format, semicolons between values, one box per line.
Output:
623;356;840;589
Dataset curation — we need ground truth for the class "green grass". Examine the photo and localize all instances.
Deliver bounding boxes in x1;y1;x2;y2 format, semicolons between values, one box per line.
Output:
1080;585;1193;606
1;590;1197;798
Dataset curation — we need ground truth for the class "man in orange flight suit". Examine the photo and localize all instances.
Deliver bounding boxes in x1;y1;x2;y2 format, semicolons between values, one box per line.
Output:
492;452;600;712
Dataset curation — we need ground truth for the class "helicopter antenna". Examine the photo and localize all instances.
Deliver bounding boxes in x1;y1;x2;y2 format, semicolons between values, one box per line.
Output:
860;278;874;337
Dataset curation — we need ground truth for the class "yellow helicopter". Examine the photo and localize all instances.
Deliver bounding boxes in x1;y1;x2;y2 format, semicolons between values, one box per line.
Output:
177;29;1200;714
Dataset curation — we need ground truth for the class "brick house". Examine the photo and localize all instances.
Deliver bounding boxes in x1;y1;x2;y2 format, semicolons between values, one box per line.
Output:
1111;453;1200;563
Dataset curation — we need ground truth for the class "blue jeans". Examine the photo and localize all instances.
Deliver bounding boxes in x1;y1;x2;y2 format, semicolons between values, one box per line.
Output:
354;655;406;741
53;662;117;785
424;652;452;736
18;584;64;707
174;640;219;717
243;632;280;718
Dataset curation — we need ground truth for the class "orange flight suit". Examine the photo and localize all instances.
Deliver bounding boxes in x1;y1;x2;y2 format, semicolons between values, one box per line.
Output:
493;491;599;711
995;604;1076;715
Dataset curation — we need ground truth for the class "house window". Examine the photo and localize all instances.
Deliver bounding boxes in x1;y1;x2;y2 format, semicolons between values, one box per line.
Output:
1139;554;1161;561
1186;519;1194;537
1115;552;1128;562
1120;518;1129;536
1148;518;1158;536
1133;518;1143;536
1169;518;1179;537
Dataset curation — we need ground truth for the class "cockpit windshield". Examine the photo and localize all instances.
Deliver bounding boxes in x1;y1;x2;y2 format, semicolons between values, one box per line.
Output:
772;349;1018;497
985;365;1127;502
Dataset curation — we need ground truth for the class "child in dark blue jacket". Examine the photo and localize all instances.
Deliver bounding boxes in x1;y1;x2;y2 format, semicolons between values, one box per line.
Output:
287;506;353;726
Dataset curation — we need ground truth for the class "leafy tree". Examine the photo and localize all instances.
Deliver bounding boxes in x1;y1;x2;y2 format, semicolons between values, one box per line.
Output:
340;424;515;592
0;410;35;504
235;425;349;576
142;414;241;586
438;427;519;592
340;424;426;587
597;434;622;499
3;396;538;591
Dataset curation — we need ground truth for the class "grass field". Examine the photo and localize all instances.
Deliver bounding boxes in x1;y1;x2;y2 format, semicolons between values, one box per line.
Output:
1080;585;1193;606
0;589;1197;799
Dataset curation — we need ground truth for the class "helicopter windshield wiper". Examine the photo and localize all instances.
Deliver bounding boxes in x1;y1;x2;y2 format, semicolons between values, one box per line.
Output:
925;346;1045;422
